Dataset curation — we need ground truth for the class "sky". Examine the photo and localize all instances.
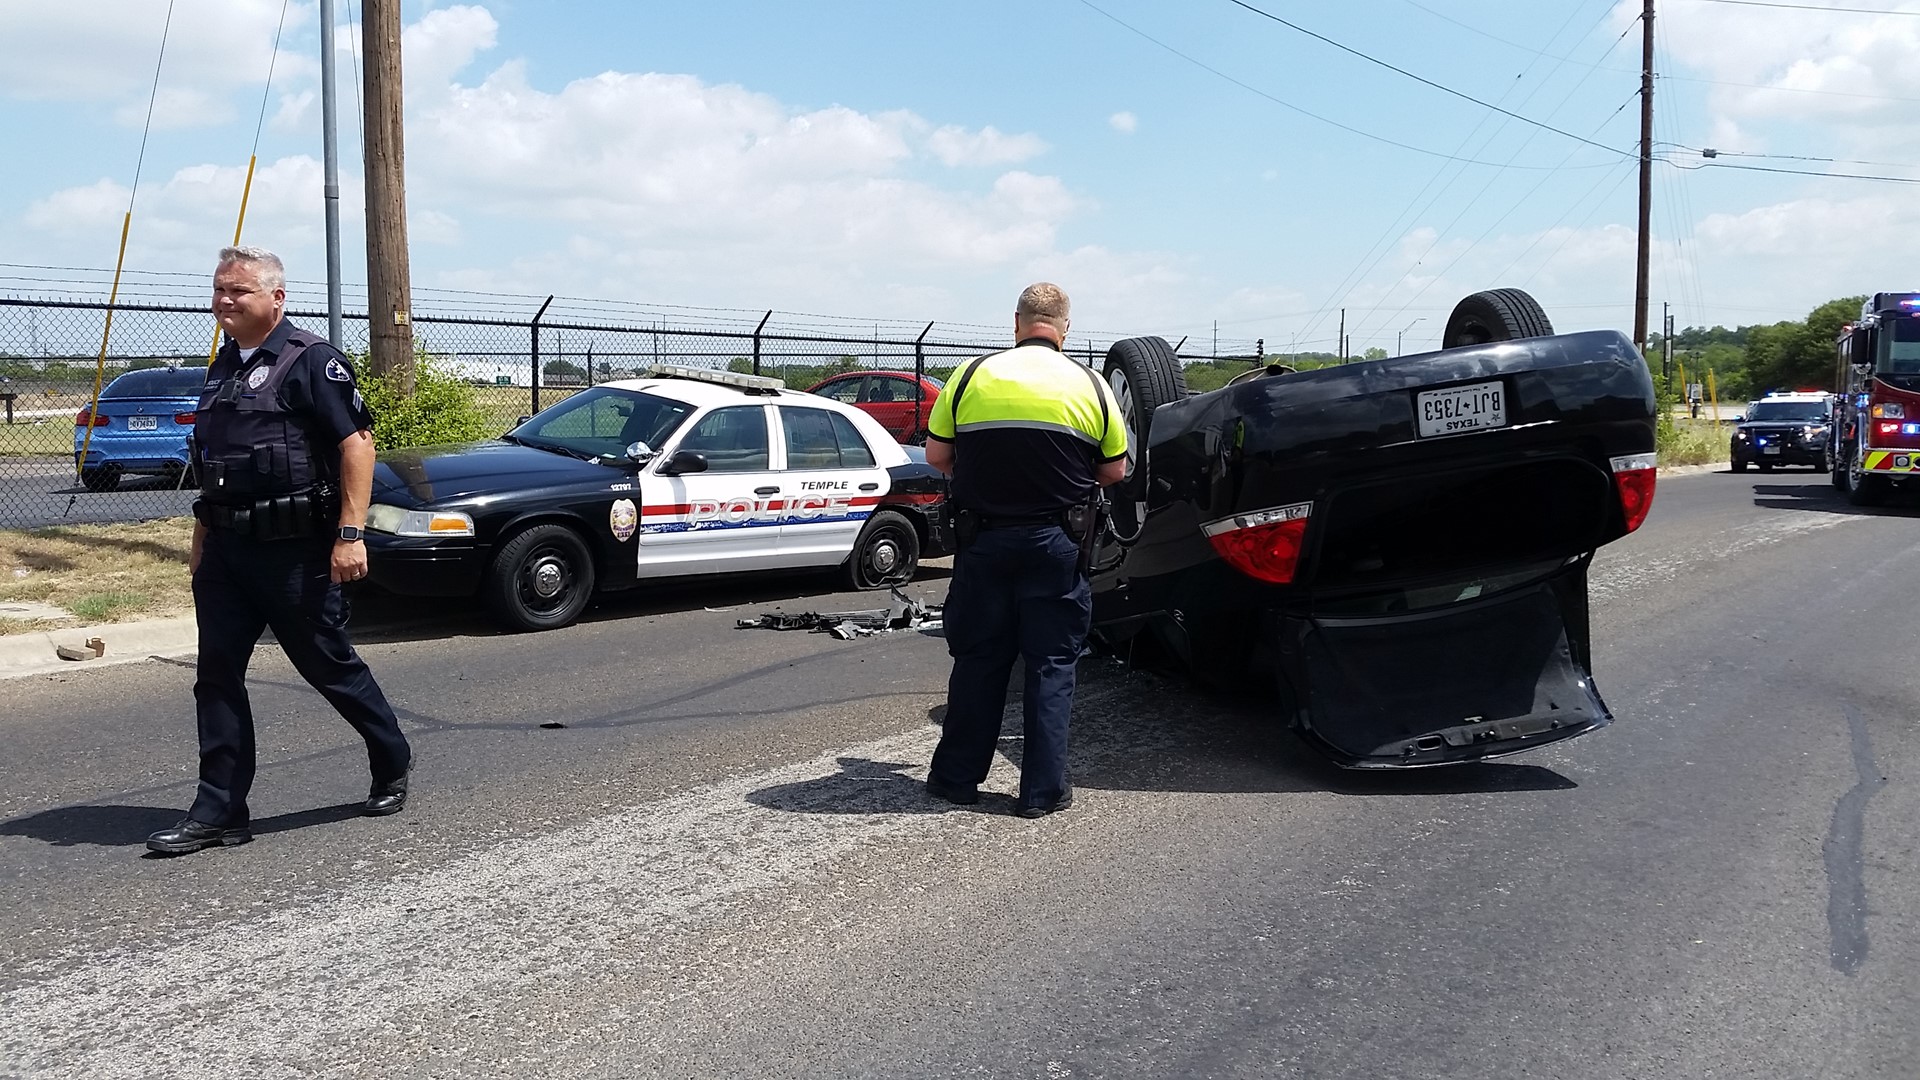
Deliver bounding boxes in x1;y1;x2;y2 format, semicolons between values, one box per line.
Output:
2;0;1918;355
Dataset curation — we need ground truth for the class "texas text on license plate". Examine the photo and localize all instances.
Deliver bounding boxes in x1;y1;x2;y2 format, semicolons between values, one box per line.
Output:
1415;380;1507;438
126;415;157;431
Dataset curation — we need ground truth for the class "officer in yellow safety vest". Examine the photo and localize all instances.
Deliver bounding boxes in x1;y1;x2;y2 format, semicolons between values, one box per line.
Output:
922;283;1130;817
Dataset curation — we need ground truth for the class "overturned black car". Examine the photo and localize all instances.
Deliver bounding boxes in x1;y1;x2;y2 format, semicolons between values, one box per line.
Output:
1088;289;1657;768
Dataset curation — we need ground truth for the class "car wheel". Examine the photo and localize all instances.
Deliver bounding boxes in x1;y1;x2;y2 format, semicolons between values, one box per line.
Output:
1101;337;1187;535
1846;444;1888;507
80;465;121;492
843;509;920;590
1439;288;1555;349
1731;458;1747;473
484;523;597;632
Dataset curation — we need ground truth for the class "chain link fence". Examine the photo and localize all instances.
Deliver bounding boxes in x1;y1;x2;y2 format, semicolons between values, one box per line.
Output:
0;296;1260;531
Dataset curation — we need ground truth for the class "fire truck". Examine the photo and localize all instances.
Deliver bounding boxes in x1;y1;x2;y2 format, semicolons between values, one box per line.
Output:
1831;291;1920;505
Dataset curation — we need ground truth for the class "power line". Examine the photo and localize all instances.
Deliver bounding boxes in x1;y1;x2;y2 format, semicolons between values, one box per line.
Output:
1659;142;1920;171
1223;0;1634;158
1687;0;1920;14
1073;0;1618;170
1671;159;1920;182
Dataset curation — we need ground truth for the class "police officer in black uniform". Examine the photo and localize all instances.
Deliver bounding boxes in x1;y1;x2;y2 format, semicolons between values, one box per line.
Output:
146;247;412;855
922;283;1130;817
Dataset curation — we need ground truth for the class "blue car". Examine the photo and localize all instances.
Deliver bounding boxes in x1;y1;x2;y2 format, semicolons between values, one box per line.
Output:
73;365;207;492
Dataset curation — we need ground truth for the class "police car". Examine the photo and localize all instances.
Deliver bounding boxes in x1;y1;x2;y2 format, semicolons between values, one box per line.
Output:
363;365;951;631
1730;391;1833;472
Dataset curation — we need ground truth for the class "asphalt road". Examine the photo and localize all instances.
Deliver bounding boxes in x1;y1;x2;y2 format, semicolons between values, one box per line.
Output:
2;469;1915;1079
0;458;195;529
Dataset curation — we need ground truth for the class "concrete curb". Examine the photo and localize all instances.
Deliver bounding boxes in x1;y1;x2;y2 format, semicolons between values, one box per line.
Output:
1659;462;1729;478
0;615;199;681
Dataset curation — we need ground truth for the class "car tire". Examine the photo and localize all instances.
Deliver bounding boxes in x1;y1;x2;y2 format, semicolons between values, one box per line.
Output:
1846;445;1888;507
1439;288;1555;349
843;509;920;590
1101;336;1187;531
1731;458;1747;473
1831;444;1850;489
484;523;597;632
79;465;121;492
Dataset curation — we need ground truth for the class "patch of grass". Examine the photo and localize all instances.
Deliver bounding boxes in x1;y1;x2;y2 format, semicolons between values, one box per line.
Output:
1659;418;1732;467
67;591;151;622
0;416;81;458
0;516;194;633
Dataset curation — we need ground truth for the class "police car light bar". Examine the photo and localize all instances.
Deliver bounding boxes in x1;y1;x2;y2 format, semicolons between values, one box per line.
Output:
645;363;787;393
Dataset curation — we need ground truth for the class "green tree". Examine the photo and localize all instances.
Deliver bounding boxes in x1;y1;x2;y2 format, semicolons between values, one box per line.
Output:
361;351;500;449
543;359;587;384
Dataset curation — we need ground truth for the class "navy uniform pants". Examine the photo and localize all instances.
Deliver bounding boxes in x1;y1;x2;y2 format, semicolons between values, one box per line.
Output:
188;527;411;826
930;523;1090;808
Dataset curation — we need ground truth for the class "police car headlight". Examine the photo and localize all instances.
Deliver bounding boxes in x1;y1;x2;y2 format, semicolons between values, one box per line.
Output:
1735;431;1750;440
367;503;475;537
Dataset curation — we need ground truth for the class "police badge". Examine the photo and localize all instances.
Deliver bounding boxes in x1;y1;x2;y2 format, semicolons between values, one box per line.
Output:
609;498;639;542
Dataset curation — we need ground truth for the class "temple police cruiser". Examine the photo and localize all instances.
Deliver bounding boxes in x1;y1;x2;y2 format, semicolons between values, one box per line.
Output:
146;246;412;856
922;282;1129;819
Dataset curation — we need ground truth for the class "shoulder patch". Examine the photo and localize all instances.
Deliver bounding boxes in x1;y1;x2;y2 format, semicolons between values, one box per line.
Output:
324;358;354;383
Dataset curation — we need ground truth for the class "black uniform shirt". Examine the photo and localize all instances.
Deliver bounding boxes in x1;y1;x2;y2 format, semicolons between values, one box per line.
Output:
209;317;375;448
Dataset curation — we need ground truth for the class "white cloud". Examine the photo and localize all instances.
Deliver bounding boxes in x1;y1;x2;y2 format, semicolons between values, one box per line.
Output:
0;0;316;128
1108;111;1137;135
401;4;498;101
924;124;1047;166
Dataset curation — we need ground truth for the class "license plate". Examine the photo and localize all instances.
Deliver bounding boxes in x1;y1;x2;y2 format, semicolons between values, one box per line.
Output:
126;415;157;431
1415;381;1507;438
1763;445;1781;455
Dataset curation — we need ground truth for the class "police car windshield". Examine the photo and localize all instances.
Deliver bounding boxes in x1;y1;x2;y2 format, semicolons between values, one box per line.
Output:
102;367;207;398
1747;401;1827;422
510;387;692;460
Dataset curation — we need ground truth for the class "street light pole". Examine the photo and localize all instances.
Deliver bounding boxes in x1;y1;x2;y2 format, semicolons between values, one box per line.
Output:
1398;317;1426;357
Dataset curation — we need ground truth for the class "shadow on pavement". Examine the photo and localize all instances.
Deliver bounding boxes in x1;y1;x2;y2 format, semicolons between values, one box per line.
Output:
1751;480;1920;516
0;800;366;849
748;667;1576;817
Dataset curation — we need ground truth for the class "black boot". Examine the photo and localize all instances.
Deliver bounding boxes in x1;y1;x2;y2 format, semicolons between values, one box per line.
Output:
146;818;252;854
364;766;411;817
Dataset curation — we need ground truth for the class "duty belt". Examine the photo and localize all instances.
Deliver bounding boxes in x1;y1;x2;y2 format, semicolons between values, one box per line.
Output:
193;492;333;542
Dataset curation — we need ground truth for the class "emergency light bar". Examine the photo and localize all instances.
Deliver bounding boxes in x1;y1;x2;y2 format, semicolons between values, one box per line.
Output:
645;364;787;393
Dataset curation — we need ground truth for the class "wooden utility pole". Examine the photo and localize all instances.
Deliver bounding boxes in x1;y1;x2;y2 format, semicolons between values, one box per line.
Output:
1633;0;1655;358
363;0;414;391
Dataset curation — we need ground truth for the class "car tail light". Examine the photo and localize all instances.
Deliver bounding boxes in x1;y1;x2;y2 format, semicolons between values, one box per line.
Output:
75;408;109;427
1202;502;1312;584
174;412;196;425
1609;453;1657;533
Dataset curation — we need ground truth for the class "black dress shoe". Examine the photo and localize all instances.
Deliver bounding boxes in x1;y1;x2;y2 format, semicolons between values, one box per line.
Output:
364;766;410;817
925;775;980;805
146;818;252;854
1016;787;1074;819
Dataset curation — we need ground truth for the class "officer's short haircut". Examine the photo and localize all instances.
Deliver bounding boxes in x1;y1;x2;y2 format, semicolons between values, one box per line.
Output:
1016;282;1070;332
217;246;286;292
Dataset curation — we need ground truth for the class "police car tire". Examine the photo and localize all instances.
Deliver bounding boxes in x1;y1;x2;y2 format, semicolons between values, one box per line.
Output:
1440;289;1554;349
843;510;920;590
485;523;597;632
79;465;121;493
1730;459;1747;473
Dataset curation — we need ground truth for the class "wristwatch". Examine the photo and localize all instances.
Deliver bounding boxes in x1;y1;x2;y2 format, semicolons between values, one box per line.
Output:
337;526;364;542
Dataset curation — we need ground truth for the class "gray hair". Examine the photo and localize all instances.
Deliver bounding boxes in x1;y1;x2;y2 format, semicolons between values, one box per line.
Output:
1016;282;1070;331
217;246;286;291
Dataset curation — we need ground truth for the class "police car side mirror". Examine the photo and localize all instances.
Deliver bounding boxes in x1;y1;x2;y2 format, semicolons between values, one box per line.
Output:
625;440;657;465
1730;414;1744;423
657;449;708;476
516;415;532;427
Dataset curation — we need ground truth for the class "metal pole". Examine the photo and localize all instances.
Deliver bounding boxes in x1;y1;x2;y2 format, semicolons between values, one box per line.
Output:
530;294;553;414
1338;308;1346;363
318;0;344;349
914;321;932;437
752;309;771;377
1634;0;1655;357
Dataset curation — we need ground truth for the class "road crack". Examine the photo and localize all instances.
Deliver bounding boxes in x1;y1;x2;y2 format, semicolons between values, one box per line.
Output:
1823;704;1887;975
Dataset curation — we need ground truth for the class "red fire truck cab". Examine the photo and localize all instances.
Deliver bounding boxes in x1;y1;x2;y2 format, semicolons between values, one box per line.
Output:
1832;291;1920;505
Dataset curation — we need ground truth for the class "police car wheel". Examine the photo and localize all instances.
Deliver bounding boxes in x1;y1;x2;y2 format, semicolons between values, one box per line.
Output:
79;465;121;493
843;510;920;590
485;523;597;631
1440;288;1554;349
1730;458;1747;473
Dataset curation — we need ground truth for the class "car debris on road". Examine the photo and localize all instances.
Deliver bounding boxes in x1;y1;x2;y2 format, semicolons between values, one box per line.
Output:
737;588;942;638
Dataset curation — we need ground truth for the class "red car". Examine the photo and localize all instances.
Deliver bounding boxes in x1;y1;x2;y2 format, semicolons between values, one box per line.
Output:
805;371;945;443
